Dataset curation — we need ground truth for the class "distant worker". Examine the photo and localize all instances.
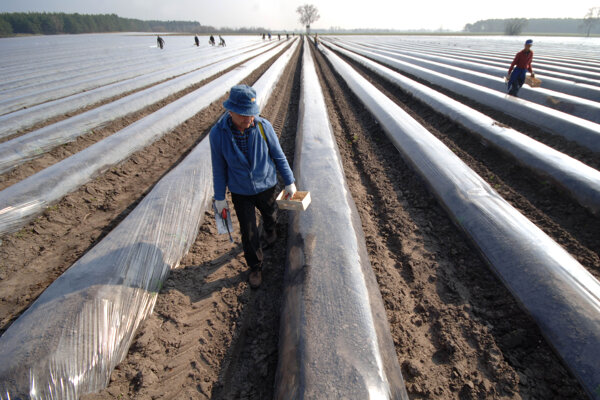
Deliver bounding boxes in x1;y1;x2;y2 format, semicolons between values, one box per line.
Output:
278;34;281;40
286;33;289;39
507;39;535;97
219;35;226;46
157;35;165;49
210;85;297;289
194;35;199;47
314;33;319;47
268;32;272;40
262;33;266;40
209;34;216;46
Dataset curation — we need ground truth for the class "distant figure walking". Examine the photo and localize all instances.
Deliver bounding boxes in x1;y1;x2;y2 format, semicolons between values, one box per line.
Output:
219;35;226;47
157;35;165;49
209;35;216;46
507;39;535;97
194;35;199;47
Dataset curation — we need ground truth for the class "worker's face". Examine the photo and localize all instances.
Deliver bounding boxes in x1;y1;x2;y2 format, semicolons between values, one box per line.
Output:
229;111;255;131
524;44;532;51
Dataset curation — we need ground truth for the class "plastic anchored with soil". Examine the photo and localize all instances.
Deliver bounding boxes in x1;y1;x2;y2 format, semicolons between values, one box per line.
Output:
320;44;600;400
274;38;409;399
0;38;298;399
0;40;290;236
323;41;600;215
331;40;600;153
0;41;283;174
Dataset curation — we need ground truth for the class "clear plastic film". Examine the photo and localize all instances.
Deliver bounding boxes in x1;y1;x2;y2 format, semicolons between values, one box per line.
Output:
360;41;600;102
324;41;600;215
0;37;295;399
350;38;600;97
351;44;600;124
0;37;263;115
320;44;600;400
0;138;213;400
0;45;199;102
0;41;283;173
274;38;409;400
0;40;271;138
0;40;288;236
330;40;600;153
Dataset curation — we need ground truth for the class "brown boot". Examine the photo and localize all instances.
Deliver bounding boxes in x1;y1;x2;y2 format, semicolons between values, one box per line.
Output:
249;269;262;289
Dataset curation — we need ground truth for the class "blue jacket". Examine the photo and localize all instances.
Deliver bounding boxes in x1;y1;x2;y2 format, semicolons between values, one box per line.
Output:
210;114;295;200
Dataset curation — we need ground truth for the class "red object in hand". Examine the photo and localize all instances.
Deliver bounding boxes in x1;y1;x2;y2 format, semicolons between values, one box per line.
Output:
221;208;228;220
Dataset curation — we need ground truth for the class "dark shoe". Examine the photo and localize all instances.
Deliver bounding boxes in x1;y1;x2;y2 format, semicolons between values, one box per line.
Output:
249;269;262;289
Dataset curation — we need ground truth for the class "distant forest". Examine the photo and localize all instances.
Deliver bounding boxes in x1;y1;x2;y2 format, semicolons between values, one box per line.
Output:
463;18;600;34
0;12;268;36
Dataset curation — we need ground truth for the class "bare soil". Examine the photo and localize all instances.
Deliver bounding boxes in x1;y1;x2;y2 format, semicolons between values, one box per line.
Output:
1;38;598;399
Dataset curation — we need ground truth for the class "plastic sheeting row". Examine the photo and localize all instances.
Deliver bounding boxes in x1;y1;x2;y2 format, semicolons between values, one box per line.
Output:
368;40;600;86
360;38;600;84
0;37;298;400
0;40;270;137
0;37;219;93
323;41;600;215
0;41;283;174
274;38;409;399
0;44;204;102
346;41;600;121
358;40;600;102
329;40;600;153
0;39;294;236
319;44;600;400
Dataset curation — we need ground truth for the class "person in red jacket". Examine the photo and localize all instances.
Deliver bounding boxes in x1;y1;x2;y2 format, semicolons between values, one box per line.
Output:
507;39;535;97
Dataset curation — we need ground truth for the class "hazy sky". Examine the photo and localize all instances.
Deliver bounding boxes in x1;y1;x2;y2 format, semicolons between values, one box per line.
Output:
1;0;598;31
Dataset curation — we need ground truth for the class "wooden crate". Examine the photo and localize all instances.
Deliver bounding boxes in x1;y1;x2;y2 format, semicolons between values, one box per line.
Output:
525;76;542;88
276;190;311;211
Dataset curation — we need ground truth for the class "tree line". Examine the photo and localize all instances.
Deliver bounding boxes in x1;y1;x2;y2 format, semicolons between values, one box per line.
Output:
0;12;268;36
464;17;600;35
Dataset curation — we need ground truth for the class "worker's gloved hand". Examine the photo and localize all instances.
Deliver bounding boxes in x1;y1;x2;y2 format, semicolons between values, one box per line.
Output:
531;73;535;78
215;199;228;217
284;183;297;199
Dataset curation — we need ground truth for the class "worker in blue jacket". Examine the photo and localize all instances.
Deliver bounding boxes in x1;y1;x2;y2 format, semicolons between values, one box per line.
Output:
210;84;296;288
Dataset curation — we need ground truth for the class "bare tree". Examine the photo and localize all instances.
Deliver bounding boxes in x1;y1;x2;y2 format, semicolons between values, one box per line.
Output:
504;18;528;35
582;7;600;37
296;4;320;34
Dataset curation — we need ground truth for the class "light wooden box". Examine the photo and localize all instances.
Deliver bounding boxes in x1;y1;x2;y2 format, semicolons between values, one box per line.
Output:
276;190;311;211
525;76;542;87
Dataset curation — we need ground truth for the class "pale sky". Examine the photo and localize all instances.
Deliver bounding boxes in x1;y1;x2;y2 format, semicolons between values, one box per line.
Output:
1;0;598;31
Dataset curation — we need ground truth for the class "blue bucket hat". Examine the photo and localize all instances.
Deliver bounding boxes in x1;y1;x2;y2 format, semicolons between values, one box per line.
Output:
223;84;260;116
525;39;533;45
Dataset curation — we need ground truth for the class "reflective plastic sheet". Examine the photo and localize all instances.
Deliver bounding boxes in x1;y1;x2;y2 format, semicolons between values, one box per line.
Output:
0;40;288;236
0;41;282;173
321;44;600;400
0;38;296;400
330;40;600;153
274;38;409;400
0;40;271;138
324;41;600;215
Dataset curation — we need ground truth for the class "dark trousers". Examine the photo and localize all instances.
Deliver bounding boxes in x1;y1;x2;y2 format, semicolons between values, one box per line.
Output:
231;186;278;271
507;67;526;96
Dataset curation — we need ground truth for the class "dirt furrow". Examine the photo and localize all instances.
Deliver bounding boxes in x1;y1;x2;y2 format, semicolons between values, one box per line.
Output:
81;39;303;400
0;44;289;191
310;41;586;399
0;43;292;336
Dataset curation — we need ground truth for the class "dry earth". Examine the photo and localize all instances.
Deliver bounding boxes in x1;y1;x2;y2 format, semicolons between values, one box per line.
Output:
1;38;598;399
